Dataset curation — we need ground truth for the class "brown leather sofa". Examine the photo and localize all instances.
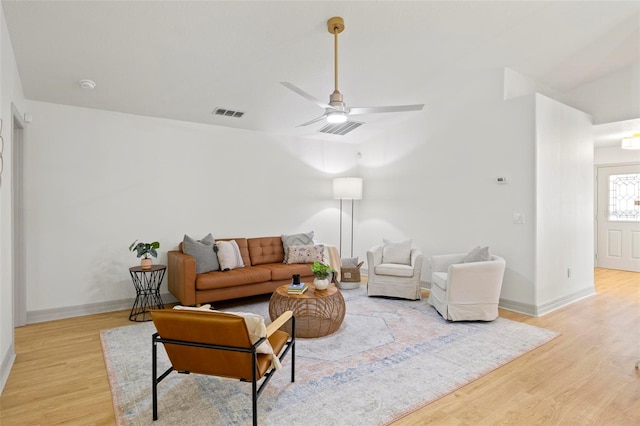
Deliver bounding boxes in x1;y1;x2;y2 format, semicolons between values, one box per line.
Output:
168;236;320;306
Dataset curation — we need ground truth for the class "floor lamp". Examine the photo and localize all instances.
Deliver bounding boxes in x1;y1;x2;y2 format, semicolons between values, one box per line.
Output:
333;177;363;257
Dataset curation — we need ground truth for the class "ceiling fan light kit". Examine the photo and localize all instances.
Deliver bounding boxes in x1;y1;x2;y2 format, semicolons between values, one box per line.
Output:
621;133;640;150
327;111;347;124
281;16;424;134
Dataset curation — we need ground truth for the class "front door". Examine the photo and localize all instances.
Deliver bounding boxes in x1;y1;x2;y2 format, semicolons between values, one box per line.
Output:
596;164;640;272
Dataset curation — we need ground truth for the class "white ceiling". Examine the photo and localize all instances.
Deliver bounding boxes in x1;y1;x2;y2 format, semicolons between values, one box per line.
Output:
2;1;639;145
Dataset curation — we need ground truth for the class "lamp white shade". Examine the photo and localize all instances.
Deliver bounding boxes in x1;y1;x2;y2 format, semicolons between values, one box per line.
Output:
621;133;640;150
333;177;363;200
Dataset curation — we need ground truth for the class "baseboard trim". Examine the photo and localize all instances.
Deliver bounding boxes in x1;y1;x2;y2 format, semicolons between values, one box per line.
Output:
26;292;178;324
534;287;596;316
500;287;597;317
0;342;16;394
499;298;537;316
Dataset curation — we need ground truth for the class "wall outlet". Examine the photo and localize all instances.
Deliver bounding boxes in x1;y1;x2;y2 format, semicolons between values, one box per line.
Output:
512;213;525;224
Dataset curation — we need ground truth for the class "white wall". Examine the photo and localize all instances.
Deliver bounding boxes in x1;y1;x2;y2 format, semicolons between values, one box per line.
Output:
562;61;640;125
358;68;537;308
535;94;595;314
0;5;26;394
595;145;640;165
22;101;358;317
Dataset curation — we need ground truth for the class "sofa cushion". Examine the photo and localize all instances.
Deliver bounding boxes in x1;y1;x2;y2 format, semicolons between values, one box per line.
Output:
195;266;271;290
182;233;219;274
216;240;245;270
382;239;412;265
285;244;324;264
281;231;314;262
463;246;491;263
248;237;285;265
257;262;315;281
374;263;415;278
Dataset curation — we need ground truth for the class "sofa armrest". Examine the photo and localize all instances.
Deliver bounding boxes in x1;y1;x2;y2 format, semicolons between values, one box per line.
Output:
446;258;506;303
168;250;197;306
323;244;341;276
410;249;424;276
366;245;384;271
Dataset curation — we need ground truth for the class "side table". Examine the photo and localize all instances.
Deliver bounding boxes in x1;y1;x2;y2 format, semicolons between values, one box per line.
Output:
128;264;166;322
269;283;345;338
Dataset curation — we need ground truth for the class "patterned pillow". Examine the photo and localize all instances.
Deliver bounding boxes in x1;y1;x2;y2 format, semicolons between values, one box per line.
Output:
216;240;245;270
285;244;324;264
281;231;314;262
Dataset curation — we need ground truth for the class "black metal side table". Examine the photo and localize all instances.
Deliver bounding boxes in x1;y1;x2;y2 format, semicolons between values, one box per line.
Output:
128;264;166;321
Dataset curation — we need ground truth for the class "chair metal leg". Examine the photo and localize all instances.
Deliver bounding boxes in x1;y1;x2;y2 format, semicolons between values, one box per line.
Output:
252;350;258;426
152;334;158;421
291;316;296;383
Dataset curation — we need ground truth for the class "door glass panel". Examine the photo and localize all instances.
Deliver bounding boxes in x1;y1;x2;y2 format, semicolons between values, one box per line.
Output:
609;173;640;222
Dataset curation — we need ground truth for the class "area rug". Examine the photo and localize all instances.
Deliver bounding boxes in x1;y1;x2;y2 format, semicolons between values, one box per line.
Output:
101;287;559;425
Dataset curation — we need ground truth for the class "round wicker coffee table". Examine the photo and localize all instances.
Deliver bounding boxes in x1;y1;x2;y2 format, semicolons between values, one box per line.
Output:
269;283;346;338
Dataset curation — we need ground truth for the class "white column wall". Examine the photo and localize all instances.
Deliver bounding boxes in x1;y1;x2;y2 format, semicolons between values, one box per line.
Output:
535;94;595;313
358;69;537;308
0;6;27;394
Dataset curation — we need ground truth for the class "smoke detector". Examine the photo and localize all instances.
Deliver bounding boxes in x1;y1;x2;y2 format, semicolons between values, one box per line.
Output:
79;79;96;90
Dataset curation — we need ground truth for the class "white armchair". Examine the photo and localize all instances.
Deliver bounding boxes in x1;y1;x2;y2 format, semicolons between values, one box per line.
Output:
428;253;506;321
366;244;424;300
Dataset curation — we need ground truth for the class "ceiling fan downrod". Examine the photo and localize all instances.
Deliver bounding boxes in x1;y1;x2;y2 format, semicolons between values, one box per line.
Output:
328;16;345;106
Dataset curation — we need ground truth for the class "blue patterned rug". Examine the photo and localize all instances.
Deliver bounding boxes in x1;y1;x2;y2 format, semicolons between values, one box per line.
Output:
101;286;558;425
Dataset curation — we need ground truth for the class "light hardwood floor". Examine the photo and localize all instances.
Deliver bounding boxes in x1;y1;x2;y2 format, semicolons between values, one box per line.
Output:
1;268;638;425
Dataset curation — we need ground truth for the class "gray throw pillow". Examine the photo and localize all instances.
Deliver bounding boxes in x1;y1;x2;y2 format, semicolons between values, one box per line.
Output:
463;246;491;263
281;231;314;262
183;233;220;273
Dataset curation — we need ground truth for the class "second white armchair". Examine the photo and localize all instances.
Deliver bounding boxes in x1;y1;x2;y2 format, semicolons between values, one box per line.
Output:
428;252;506;321
366;242;424;300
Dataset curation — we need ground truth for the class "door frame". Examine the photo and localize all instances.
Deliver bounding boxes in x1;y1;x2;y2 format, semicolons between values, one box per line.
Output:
11;104;26;326
594;161;640;271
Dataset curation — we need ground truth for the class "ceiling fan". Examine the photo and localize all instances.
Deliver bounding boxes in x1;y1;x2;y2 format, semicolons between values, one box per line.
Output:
281;16;424;128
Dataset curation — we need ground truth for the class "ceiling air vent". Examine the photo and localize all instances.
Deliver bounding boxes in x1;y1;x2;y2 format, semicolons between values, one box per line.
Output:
318;121;363;136
212;108;245;118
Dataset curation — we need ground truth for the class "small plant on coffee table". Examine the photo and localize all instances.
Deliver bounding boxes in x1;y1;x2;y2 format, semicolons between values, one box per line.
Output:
311;261;334;279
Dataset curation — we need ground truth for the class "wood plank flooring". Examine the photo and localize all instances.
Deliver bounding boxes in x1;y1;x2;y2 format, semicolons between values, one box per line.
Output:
1;268;638;425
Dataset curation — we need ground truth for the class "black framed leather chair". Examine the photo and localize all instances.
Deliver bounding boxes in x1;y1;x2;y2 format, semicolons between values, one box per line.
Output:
151;309;295;425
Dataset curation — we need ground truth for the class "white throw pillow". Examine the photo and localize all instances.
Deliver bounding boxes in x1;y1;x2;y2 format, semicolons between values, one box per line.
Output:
216;240;245;270
382;239;412;265
173;304;212;311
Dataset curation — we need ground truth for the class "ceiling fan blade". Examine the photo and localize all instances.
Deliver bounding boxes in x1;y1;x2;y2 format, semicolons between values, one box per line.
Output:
296;115;327;127
348;104;424;115
281;82;332;109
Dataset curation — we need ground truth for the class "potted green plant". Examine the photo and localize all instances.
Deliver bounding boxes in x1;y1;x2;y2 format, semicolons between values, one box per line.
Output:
311;261;335;290
129;240;160;269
